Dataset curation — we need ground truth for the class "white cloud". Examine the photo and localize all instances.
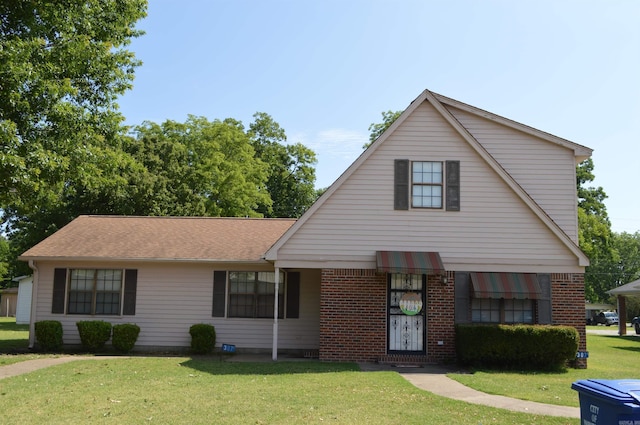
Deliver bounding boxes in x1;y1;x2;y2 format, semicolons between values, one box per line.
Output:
290;128;368;188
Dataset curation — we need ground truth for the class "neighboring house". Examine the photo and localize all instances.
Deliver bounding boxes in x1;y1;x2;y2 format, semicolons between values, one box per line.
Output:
13;275;33;325
20;89;591;366
607;277;640;335
0;287;18;317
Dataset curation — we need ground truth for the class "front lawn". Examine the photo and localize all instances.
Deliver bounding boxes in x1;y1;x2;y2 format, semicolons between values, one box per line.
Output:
0;357;577;424
449;333;640;407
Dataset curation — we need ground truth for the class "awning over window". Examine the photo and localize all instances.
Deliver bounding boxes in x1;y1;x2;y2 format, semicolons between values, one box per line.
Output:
471;272;541;299
376;251;444;274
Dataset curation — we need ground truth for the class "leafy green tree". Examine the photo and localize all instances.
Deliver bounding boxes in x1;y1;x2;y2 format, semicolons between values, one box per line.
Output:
614;232;640;282
249;113;317;218
576;159;618;301
365;110;402;148
127;116;272;217
0;0;147;276
0;236;9;287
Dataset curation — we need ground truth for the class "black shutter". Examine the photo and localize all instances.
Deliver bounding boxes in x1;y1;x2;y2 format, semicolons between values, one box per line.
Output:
537;274;552;324
446;160;460;211
454;271;471;323
212;271;226;317
123;269;138;316
52;268;67;314
286;272;300;319
394;159;409;210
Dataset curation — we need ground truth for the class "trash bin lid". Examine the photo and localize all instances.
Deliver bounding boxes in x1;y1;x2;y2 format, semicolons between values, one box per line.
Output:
572;379;640;405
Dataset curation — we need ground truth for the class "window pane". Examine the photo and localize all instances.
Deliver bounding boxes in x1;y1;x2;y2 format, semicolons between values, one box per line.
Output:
96;292;120;315
471;298;500;323
68;291;92;314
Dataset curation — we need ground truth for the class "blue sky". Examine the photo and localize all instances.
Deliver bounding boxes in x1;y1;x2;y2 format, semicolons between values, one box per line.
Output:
117;0;640;233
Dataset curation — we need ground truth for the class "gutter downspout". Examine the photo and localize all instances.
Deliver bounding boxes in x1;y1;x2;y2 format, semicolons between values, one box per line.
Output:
27;260;39;349
272;267;279;361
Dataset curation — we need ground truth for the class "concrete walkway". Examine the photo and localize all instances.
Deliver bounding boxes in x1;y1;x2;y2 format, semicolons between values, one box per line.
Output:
359;363;579;418
0;355;580;419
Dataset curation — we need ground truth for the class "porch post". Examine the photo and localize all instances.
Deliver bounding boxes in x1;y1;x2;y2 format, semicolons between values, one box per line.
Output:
617;295;627;336
272;267;280;361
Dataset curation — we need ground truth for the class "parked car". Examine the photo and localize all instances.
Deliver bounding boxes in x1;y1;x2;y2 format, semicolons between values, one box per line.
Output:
632;316;640;334
595;311;619;326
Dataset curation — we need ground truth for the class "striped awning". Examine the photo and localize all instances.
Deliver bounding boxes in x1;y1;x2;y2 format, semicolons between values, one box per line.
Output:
471;272;541;299
376;251;444;274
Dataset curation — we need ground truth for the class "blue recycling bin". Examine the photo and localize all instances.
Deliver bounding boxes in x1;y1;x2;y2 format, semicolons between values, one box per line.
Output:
572;379;640;424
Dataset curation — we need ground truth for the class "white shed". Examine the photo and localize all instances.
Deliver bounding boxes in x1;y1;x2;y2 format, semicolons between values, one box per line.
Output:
13;275;33;325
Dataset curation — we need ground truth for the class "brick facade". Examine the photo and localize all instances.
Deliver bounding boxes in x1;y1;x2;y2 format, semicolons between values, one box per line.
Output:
551;273;587;368
319;269;586;367
319;269;387;362
319;269;457;364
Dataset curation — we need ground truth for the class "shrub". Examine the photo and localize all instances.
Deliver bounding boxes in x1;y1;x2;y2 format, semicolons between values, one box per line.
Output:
34;320;63;352
455;324;579;370
76;320;112;352
189;323;216;354
112;324;140;353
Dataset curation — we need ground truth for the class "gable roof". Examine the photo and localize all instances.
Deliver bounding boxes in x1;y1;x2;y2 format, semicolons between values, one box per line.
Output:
607;278;640;296
266;88;591;267
20;215;296;263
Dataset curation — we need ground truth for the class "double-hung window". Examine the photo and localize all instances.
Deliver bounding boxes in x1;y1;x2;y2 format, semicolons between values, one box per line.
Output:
68;269;123;315
228;271;285;319
471;298;534;324
412;161;443;208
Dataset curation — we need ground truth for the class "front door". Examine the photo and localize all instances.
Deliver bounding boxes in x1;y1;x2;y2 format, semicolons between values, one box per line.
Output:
387;274;426;354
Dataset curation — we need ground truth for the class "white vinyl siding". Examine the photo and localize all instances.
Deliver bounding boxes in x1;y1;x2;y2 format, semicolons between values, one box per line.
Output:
274;101;580;272
34;262;320;351
447;106;579;242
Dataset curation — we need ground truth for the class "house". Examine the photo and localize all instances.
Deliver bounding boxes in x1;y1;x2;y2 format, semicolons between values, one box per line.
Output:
13;275;33;325
20;89;592;366
607;277;640;335
0;287;18;318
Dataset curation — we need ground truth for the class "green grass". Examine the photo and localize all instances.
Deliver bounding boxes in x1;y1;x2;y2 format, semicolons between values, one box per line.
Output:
0;318;57;366
449;333;640;407
0;357;577;424
7;320;636;423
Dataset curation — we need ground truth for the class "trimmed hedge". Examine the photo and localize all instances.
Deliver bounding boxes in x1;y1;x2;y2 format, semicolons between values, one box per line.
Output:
456;324;579;370
189;324;216;354
34;320;63;352
76;320;112;352
112;323;140;353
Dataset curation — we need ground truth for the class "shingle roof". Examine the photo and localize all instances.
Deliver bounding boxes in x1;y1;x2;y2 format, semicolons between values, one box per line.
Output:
20;215;296;263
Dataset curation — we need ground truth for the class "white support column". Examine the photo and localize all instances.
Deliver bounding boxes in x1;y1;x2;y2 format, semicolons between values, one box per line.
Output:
272;267;280;361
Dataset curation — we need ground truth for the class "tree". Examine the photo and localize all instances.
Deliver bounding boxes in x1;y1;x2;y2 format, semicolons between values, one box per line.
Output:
0;0;147;276
127;116;272;217
365;110;402;148
576;159;618;301
249;113;317;218
0;236;9;287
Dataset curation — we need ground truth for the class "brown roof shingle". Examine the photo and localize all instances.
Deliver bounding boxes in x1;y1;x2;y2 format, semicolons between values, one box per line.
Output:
20;215;296;262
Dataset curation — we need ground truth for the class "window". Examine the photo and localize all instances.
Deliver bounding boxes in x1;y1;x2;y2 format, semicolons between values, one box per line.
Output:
412;161;443;208
68;269;123;315
228;271;285;319
471;298;534;324
212;270;300;319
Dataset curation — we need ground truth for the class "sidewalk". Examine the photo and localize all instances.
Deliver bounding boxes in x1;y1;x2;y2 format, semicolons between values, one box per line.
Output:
359;363;579;418
0;355;579;418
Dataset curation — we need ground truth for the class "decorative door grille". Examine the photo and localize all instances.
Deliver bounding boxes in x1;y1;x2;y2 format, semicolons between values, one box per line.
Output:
388;274;426;353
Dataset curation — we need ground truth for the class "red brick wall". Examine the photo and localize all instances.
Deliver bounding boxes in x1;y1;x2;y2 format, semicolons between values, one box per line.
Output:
319;269;387;362
551;273;587;368
319;269;457;363
426;271;456;363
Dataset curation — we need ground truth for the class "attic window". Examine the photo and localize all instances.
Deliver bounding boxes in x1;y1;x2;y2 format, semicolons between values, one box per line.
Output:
394;159;460;211
412;161;443;208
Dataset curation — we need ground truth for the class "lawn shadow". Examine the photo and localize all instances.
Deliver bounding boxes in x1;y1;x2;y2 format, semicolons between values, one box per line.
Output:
180;356;359;376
